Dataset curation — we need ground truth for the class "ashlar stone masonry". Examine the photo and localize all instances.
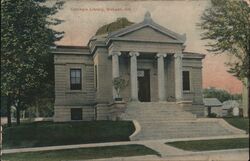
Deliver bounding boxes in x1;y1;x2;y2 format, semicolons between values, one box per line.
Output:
53;12;205;122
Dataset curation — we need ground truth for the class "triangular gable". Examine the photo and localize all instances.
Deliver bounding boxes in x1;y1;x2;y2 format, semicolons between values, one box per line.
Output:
120;26;177;42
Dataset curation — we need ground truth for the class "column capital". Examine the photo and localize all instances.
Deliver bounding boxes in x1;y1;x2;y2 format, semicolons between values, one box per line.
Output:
110;51;121;56
156;53;167;58
129;51;140;57
174;54;183;59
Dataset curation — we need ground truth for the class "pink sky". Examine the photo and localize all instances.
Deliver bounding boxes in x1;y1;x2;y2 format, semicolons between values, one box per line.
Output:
52;0;243;94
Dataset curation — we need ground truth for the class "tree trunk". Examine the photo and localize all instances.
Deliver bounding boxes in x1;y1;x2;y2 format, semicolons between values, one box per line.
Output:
242;77;250;118
16;105;21;125
35;100;39;117
7;96;12;127
248;77;250;118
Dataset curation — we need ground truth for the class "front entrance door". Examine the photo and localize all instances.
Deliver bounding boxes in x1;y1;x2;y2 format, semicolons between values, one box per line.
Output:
138;70;150;102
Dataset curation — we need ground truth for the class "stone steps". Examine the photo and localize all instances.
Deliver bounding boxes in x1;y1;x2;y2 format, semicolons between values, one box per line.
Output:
134;122;237;140
125;117;196;121
122;102;244;140
122;102;196;122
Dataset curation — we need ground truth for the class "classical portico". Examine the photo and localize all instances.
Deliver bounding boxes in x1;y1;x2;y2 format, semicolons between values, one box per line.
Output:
107;12;185;102
110;50;183;102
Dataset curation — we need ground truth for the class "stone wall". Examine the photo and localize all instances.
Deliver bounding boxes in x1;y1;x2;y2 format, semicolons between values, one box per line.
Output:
180;103;205;117
54;49;96;122
54;106;95;122
182;56;203;104
93;48;113;103
53;47;205;121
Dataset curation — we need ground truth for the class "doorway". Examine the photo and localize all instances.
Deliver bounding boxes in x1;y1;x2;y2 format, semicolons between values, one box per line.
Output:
138;69;151;102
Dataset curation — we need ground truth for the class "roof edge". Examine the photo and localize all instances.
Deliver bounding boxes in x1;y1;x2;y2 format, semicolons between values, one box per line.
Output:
56;45;89;49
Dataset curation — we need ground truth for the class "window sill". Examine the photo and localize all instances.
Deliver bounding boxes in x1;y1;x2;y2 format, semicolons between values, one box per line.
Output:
183;91;194;94
66;90;87;94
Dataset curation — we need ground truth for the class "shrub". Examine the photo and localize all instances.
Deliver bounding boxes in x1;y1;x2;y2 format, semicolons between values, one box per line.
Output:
112;77;127;99
208;113;217;118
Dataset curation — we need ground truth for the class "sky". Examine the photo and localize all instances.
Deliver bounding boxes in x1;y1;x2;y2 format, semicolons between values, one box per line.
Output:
52;0;243;94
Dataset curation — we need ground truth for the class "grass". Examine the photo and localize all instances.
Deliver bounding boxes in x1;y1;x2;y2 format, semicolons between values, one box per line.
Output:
2;144;159;161
224;117;249;133
167;138;249;151
3;121;135;149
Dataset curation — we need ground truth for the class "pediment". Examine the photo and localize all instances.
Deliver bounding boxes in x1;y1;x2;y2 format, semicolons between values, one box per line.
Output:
119;26;177;42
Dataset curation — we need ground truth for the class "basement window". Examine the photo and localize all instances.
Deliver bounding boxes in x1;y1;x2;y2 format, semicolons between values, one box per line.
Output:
71;108;82;120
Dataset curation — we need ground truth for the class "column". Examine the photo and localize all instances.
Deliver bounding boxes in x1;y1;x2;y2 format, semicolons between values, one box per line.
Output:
129;51;140;101
174;54;183;101
111;51;121;98
157;53;167;101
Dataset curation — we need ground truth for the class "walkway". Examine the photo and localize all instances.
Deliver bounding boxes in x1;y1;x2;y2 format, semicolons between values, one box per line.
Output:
84;149;249;161
2;134;248;155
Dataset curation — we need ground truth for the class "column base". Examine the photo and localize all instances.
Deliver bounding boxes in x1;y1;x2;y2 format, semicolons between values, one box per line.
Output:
130;98;139;102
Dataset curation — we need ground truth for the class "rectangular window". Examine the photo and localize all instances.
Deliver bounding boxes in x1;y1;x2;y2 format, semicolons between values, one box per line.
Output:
94;65;98;89
70;69;82;90
71;108;82;120
183;71;190;91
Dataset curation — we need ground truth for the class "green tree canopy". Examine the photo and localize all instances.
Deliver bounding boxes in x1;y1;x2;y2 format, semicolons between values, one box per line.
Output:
199;0;250;81
1;0;64;125
203;87;242;102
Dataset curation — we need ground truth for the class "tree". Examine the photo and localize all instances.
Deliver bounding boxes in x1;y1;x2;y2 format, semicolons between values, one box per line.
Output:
199;0;250;116
1;0;64;125
203;87;242;102
113;77;127;100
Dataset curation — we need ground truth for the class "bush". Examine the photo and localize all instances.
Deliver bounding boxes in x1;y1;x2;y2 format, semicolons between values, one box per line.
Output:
112;77;127;98
3;121;135;149
203;87;242;102
208;113;217;118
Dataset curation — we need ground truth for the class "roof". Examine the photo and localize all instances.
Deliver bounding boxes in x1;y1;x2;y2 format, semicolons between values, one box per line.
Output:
183;52;206;59
88;12;187;53
51;45;90;55
222;100;240;109
95;17;134;36
203;98;222;107
56;45;89;49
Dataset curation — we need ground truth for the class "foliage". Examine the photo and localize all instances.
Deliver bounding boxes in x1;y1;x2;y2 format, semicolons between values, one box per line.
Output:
208;112;217;118
112;77;127;98
3;121;135;149
203;87;242;102
1;96;8;116
1;0;64;124
25;98;54;117
199;0;250;81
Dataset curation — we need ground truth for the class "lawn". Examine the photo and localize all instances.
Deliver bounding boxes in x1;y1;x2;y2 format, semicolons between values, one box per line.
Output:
167;138;249;151
3;121;135;149
2;144;159;161
224;117;249;133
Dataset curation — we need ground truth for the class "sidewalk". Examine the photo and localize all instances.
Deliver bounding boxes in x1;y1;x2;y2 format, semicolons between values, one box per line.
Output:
84;149;249;161
3;134;248;154
2;134;249;160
